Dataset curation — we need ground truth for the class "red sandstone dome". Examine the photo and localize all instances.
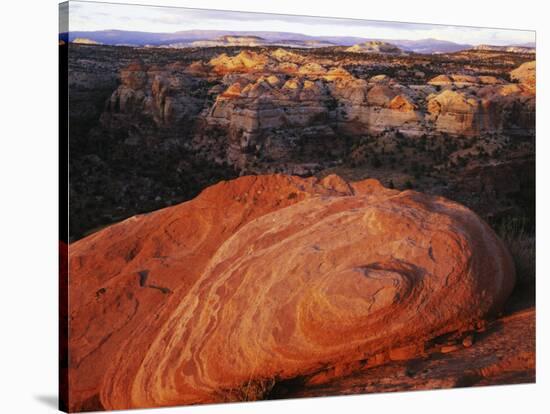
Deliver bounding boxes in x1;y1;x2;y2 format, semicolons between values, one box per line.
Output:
67;174;515;411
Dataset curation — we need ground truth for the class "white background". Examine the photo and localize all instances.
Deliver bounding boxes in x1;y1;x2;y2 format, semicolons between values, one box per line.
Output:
0;0;547;412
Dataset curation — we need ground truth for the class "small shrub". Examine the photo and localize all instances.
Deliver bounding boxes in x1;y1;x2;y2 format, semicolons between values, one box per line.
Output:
371;156;382;168
497;217;535;286
223;377;277;402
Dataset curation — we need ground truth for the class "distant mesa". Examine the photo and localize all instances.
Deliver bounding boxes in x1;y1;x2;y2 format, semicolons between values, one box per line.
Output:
61;30;475;53
472;44;535;54
72;37;101;45
62;30;533;55
346;40;403;54
191;35;266;47
220;34;263;43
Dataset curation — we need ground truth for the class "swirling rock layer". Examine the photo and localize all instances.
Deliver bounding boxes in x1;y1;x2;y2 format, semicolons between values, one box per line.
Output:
67;175;514;411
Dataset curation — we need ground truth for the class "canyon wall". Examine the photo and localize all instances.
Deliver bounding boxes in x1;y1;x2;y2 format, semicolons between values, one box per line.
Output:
99;50;535;172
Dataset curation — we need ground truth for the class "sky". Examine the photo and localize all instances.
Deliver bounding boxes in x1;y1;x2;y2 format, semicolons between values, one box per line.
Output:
61;1;535;46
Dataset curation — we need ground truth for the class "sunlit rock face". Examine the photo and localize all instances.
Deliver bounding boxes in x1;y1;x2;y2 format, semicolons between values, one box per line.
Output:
98;52;535;173
67;174;515;411
425;69;536;136
511;61;535;92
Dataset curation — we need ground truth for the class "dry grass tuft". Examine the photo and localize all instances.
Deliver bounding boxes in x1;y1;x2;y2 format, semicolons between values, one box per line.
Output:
222;377;277;402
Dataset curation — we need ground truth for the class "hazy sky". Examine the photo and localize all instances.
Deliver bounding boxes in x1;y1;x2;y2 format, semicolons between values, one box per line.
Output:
62;1;535;46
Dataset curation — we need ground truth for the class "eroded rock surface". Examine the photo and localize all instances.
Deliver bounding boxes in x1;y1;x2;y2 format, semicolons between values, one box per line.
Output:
101;60;205;131
279;307;535;399
99;51;536;173
68;174;515;411
510;61;536;93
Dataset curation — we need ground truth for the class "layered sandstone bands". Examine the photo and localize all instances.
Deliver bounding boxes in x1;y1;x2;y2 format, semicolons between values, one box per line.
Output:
68;175;515;410
100;51;535;173
202;52;535;140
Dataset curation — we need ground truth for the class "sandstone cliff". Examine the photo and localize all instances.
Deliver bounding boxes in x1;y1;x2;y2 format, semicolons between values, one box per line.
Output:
97;51;535;173
101;60;205;131
425;70;535;136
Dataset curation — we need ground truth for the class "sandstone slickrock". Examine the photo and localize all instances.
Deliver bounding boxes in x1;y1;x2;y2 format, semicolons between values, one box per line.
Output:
281;307;534;399
209;50;269;74
68;174;515;410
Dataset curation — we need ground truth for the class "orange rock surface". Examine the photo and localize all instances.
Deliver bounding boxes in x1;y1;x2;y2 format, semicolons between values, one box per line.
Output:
67;174;515;411
510;61;536;93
